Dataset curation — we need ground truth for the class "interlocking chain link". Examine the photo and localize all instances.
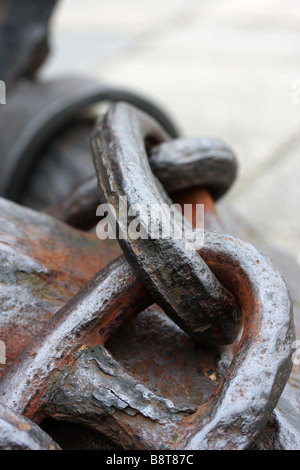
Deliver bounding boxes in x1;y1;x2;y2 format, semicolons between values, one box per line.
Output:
0;101;294;450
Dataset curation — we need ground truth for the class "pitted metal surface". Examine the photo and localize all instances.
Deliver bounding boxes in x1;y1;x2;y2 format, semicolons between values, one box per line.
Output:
0;229;294;449
92;103;241;345
45;136;237;230
0;72;298;449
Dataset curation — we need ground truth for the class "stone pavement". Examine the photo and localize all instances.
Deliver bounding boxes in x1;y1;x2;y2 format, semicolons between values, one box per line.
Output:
42;0;300;262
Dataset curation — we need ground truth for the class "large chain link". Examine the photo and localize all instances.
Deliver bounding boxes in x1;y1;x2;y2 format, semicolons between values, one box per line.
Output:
0;101;294;450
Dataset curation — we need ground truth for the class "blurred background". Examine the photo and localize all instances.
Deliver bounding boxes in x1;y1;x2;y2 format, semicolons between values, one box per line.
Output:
40;0;300;262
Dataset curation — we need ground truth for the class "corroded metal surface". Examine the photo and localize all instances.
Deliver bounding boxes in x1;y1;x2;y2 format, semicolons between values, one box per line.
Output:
0;403;60;450
218;202;300;449
46;136;236;230
0;83;297;451
45;174;102;229
0;0;57;89
92;103;241;345
0;190;298;449
149;138;237;200
53;234;294;451
0;103;295;450
0;230;294;449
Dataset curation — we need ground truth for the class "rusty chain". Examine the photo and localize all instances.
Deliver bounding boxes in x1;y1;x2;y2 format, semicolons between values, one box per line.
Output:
0;98;296;450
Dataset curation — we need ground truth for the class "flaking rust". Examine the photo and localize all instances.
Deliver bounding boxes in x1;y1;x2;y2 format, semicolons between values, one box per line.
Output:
0;103;296;449
106;455;141;467
92;103;241;345
0;197;121;377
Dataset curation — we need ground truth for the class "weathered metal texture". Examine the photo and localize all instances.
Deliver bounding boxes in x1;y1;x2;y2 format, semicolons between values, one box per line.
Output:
45;174;101;229
149;138;237;200
0;231;294;449
40;418;122;450
0;197;121;378
0;403;60;450
0;138;232;447
0;199;218;449
218;202;300;449
0;0;57;89
219;202;300;335
172;187;222;232
22;119;96;211
177;188;300;450
0;77;179;202
92;103;241;345
0;190;298;449
0;96;297;448
0;104;294;449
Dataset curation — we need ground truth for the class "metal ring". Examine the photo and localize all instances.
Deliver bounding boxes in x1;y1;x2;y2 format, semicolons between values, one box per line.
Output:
0;76;179;201
0;403;60;450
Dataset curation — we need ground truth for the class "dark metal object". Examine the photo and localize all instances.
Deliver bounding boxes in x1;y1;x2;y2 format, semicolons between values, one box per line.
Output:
0;403;60;450
0;99;296;449
46;136;237;229
0;198;215;449
0;197;120;378
0;77;179;201
0;185;298;449
217;203;300;449
92;103;241;345
0;231;294;449
45;174;102;229
0;0;57;89
150;138;237;199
